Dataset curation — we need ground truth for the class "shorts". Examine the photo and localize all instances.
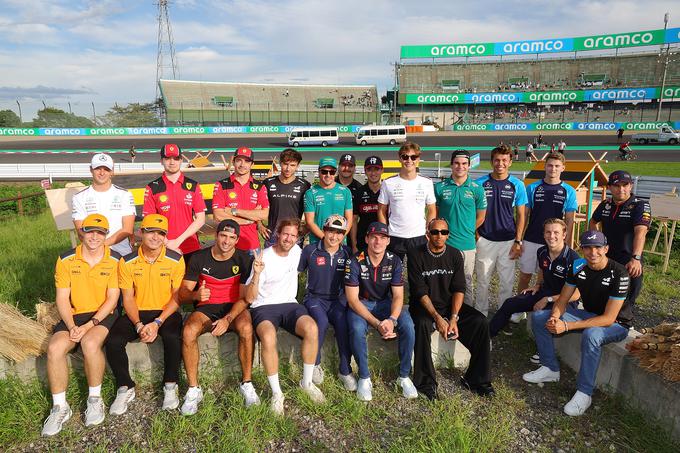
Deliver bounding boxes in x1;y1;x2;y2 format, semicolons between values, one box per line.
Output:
54;311;118;333
251;303;308;337
387;235;427;261
194;303;234;322
519;240;543;274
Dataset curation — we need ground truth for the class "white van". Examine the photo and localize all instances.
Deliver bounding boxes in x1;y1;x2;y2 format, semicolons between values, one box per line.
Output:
288;127;339;147
355;125;407;146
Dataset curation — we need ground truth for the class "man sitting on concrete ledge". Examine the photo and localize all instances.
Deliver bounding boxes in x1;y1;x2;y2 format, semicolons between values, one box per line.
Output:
524;230;631;416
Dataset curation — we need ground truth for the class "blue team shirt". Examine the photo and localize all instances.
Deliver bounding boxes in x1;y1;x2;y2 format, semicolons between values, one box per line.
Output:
298;242;352;302
345;250;403;302
476;174;528;242
536;245;580;295
524;180;577;244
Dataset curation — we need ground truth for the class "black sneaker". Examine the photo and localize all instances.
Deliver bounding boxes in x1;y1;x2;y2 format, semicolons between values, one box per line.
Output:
460;377;496;398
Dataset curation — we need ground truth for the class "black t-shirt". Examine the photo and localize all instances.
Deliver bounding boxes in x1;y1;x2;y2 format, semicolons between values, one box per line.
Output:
262;176;311;229
591;196;651;264
407;244;466;312
185;247;253;305
537;245;580;295
353;183;381;249
565;258;632;327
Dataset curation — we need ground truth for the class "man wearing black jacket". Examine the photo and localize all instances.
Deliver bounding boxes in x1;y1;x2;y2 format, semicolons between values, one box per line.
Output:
407;218;494;400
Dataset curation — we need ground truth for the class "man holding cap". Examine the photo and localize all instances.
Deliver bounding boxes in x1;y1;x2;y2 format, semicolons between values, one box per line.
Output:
434;149;487;306
590;170;650;310
351;156;384;254
213;147;270;254
178;219;259;415
143;144;206;259
304;157;353;244
106;214;185;415
72;153;136;256
345;221;417;402
524;230;631;416
299;214;356;390
42;214;120;436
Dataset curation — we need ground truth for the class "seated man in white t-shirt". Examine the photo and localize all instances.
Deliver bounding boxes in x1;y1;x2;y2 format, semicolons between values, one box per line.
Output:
72;153;136;256
245;218;325;415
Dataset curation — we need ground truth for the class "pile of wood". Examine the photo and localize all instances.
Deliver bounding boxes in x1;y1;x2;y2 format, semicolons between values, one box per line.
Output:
627;323;680;382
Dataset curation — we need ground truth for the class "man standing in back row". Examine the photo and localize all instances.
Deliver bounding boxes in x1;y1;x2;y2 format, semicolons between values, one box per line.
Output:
351;156;384;253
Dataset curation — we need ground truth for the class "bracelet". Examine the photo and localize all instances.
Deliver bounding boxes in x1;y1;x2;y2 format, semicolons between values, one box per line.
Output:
135;322;144;333
154;318;163;327
563;320;569;332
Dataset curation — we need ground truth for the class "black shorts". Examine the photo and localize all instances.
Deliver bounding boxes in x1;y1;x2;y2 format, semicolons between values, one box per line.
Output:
54;311;118;333
193;303;234;322
251;303;308;336
387;235;427;262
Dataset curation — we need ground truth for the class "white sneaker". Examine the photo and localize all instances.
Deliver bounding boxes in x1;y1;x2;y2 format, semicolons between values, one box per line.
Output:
41;404;72;437
162;383;180;410
312;365;325;385
239;381;261;407
84;396;106;427
180;387;203;416
510;312;526;324
299;381;326;404
522;366;560;384
530;354;541;365
564;391;592;416
271;392;285;416
110;386;135;415
397;377;418;399
357;378;373;401
338;372;358;391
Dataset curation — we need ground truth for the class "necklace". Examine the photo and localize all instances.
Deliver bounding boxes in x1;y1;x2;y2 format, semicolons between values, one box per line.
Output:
427;246;446;258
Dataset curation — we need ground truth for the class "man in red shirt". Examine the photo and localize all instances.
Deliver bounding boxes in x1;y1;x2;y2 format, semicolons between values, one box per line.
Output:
212;147;269;254
143;144;206;260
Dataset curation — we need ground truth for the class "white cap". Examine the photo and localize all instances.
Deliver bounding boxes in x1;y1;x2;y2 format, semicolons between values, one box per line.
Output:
90;153;114;170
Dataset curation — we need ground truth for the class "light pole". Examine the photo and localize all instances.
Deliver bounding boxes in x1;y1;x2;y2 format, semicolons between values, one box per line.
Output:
16;100;22;124
657;12;670;121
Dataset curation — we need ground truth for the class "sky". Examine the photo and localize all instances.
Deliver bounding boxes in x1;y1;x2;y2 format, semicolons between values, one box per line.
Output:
0;0;677;119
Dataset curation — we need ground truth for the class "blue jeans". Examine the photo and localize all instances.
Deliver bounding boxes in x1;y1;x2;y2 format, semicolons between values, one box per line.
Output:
304;295;352;376
347;299;415;379
532;307;629;395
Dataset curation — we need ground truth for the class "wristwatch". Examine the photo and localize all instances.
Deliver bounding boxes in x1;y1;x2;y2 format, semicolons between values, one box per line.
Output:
91;317;100;326
388;316;399;327
547;297;554;303
633;255;642;261
514;240;523;246
231;207;238;216
451;313;460;321
154;318;163;327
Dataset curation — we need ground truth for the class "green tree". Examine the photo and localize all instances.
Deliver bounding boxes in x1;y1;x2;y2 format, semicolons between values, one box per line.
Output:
31;107;94;127
0;109;22;127
101;102;160;127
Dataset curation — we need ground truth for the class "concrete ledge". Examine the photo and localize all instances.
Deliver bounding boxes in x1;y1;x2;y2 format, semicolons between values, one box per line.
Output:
527;314;680;439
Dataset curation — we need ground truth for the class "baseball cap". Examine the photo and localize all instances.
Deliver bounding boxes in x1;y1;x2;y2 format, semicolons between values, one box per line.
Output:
160;143;182;158
141;214;168;233
90;153;114;171
366;221;389;237
580;230;608;247
450;149;471;164
216;219;240;236
234;147;254;161
608;170;633;186
339;153;356;166
323;214;348;232
81;214;109;234
318;157;338;169
364;156;383;169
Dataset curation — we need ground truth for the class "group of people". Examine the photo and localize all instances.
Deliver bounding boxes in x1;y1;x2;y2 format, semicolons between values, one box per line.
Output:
42;140;651;436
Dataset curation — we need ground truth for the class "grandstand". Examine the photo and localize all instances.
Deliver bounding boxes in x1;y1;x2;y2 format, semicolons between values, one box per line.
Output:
159;80;380;126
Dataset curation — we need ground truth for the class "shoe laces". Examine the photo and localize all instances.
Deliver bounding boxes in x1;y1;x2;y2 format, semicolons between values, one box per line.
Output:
44;406;68;426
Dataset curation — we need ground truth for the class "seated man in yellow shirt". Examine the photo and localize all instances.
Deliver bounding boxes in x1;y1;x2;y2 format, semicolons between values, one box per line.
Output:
105;214;186;415
42;213;120;436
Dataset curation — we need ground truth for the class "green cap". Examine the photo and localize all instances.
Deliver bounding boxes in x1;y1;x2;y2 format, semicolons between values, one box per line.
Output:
318;157;338;169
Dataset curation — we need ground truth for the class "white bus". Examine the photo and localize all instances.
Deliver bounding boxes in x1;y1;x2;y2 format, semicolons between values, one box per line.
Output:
288;126;339;147
355;125;407;146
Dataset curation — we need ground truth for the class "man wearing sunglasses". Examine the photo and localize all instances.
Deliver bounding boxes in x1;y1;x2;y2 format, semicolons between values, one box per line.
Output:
304;157;353;244
377;142;436;261
407;218;494;400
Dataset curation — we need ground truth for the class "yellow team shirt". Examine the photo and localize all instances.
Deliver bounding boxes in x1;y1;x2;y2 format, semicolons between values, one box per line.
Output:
54;245;120;315
118;246;185;311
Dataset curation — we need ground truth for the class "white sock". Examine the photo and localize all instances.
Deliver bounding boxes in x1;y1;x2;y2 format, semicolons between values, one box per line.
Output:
52;391;67;407
88;385;101;398
164;383;176;390
302;363;315;387
268;374;282;395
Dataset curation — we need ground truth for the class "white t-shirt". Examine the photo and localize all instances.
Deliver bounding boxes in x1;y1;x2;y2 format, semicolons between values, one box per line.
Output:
247;245;301;309
377;174;436;238
71;185;136;256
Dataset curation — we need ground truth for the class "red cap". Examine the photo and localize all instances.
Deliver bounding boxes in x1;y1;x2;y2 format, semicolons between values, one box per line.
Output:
234;147;254;161
160;143;181;158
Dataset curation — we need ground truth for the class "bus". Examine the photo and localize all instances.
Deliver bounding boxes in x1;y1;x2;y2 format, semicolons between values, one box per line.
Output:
355;125;407;146
288;127;339;147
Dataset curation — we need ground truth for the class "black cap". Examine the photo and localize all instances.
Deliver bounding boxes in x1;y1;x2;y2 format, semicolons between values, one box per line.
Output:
608;170;633;186
450;149;470;164
216;219;240;236
364;156;383;168
366;221;389;237
339;153;356;166
579;230;607;247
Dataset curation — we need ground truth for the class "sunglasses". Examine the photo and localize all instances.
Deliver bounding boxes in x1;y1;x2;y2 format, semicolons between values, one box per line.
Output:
319;169;337;175
400;154;419;161
429;229;450;236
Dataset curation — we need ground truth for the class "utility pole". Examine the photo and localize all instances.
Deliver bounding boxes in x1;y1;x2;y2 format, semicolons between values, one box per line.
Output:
393;62;399;125
657;12;670;121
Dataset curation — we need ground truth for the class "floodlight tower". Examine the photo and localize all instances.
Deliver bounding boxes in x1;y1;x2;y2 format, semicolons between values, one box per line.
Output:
155;0;179;118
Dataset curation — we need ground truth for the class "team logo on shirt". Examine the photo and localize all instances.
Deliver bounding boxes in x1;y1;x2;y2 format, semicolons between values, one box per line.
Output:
293;186;301;193
316;257;326;266
229;192;237;199
232;265;240;274
159;195;168;203
269;185;277;192
186;183;193;190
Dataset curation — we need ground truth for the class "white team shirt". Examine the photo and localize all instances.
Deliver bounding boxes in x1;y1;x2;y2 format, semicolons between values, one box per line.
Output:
71;185;136;256
247;245;301;309
377;174;436;238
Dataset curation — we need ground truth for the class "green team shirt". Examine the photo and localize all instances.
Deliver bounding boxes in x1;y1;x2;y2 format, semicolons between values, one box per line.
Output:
304;183;353;243
434;177;487;251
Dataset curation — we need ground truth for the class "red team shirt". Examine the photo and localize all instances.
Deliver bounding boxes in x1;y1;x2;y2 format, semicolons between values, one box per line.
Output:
212;174;269;250
143;173;206;254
